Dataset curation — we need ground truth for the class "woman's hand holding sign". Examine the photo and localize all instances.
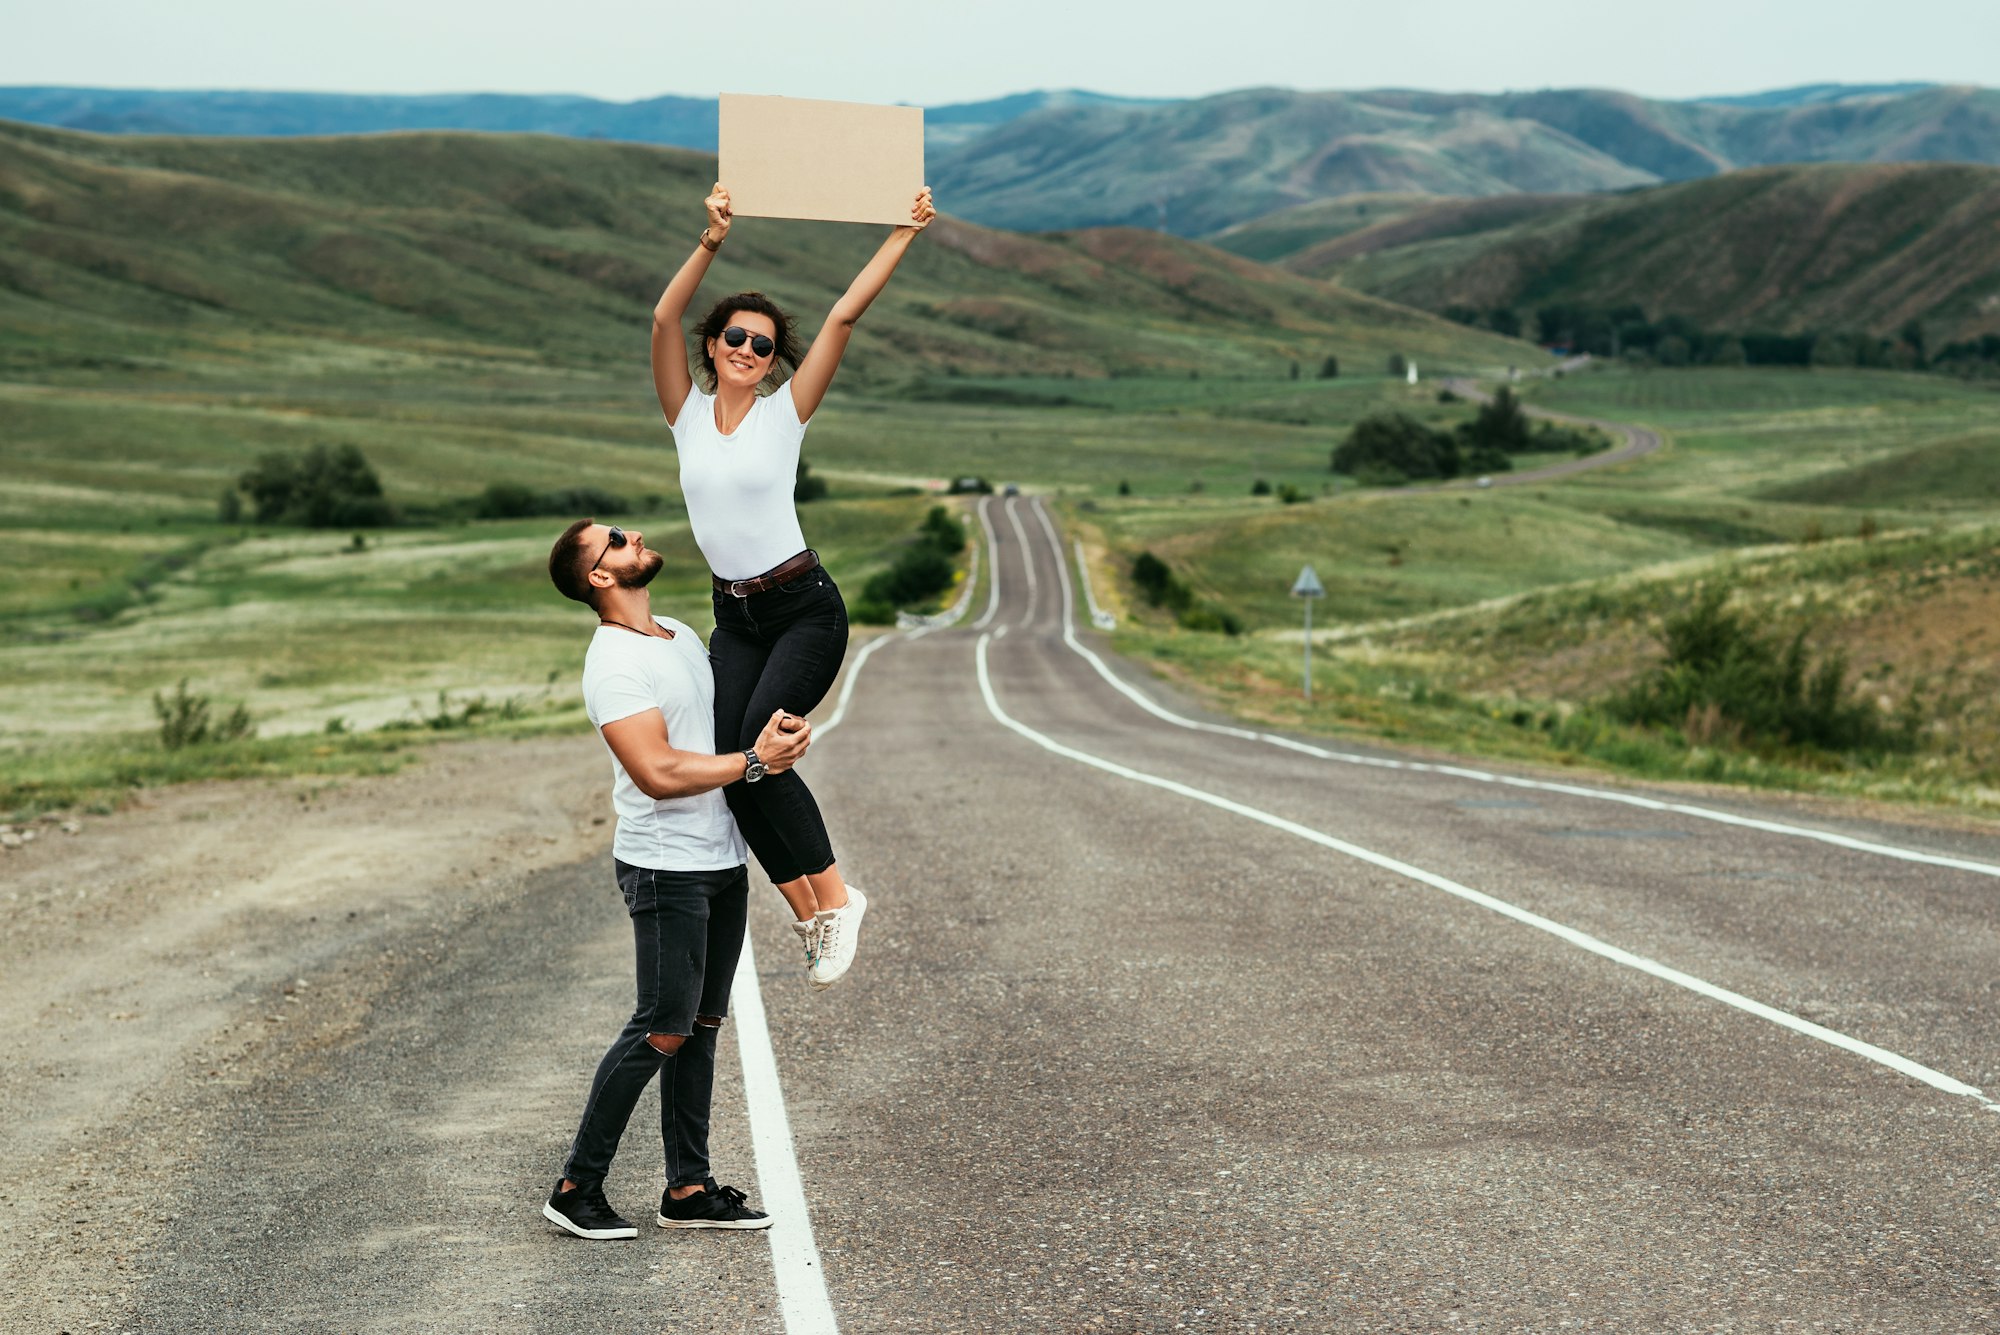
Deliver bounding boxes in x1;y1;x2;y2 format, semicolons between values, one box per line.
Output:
704;183;733;243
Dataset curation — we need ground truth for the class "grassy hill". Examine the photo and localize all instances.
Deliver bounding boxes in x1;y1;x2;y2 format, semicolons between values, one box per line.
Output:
1073;366;2000;810
930;85;2000;235
1299;163;2000;342
0;118;1526;383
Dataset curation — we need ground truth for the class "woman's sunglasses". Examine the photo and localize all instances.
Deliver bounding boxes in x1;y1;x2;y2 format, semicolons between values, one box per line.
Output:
720;326;776;359
588;525;626;573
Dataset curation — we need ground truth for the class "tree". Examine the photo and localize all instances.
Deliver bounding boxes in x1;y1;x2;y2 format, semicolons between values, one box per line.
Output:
794;458;829;503
1319;355;1339;379
1289;360;1300;381
1460;385;1531;455
1333;412;1459;481
1386;353;1408;379
238;444;394;527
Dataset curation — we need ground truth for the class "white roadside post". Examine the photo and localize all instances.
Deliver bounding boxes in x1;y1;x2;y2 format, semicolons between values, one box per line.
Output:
1291;564;1325;701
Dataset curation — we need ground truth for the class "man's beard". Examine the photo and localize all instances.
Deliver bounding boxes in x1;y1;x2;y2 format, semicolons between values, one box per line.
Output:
616;548;665;590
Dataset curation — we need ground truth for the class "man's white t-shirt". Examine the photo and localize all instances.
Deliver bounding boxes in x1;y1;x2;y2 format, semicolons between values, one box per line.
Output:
670;380;812;581
581;616;747;871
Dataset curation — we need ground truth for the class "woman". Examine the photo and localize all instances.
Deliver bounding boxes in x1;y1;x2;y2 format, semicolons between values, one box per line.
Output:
650;180;936;991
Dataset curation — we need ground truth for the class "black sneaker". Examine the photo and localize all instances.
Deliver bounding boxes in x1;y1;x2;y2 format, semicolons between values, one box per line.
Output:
543;1179;638;1240
657;1179;772;1230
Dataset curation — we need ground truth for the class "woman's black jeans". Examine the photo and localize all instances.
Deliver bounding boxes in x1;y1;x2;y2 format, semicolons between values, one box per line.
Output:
562;861;748;1191
710;566;849;885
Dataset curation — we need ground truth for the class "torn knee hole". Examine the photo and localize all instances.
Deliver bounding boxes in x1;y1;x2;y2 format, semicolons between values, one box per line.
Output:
645;1032;686;1055
693;1014;724;1030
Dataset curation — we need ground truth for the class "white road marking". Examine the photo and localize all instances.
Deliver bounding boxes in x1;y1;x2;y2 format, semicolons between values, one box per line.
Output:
972;496;1003;631
973;630;1999;1115
998;496;2000;1114
1024;499;2000;882
1005;497;1039;628
729;942;840;1333
729;630;904;1335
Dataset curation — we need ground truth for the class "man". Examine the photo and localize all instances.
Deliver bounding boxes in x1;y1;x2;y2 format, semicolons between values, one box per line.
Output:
541;517;810;1240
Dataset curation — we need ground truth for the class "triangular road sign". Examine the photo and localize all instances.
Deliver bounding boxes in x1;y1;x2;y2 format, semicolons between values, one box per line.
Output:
1291;564;1325;598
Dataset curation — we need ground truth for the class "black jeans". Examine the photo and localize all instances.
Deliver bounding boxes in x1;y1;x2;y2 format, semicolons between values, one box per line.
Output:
561;861;747;1191
710;566;848;885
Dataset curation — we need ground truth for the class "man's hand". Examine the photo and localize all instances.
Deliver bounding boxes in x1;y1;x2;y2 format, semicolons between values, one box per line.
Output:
753;710;810;773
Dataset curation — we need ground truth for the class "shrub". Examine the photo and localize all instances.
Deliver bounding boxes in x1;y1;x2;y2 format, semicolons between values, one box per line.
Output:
1117;480;1131;496
1387;353;1407;378
1333;412;1459;481
475;482;630;519
851;599;896;625
1250;478;1272;496
1177;605;1243;635
863;546;954;609
795;458;829;503
153;679;254;750
1606;584;1912;754
217;488;243;523
1319;355;1339;379
1276;483;1308;504
921;505;966;555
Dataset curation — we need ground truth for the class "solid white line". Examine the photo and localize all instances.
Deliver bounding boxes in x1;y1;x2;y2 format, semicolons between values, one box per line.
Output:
972;630;1999;1114
1004;496;1039;629
730;941;840;1333
1023;500;2000;881
972;496;1002;631
728;629;904;1335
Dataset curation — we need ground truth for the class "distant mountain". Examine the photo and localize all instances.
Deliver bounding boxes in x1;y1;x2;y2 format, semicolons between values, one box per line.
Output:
930;85;2000;235
0;86;720;145
0;86;1165;155
1691;83;1936;109
1295;163;2000;342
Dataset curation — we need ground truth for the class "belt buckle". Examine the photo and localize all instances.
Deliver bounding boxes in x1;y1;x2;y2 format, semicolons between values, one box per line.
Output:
728;579;753;598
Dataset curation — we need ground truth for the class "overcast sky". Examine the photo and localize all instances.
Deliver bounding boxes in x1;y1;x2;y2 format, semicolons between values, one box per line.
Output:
6;0;1995;104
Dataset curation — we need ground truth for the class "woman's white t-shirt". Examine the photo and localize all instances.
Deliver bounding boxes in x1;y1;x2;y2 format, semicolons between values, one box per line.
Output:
581;615;748;872
670;381;812;581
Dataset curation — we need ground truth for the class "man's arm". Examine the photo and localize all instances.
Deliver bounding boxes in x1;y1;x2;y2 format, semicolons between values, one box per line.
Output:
600;708;809;800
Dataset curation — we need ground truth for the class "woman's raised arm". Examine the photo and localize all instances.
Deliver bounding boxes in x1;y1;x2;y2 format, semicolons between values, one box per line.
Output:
651;184;734;426
787;187;935;423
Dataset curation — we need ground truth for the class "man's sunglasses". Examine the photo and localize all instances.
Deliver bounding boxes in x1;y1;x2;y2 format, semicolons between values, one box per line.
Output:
588;526;626;573
720;326;776;359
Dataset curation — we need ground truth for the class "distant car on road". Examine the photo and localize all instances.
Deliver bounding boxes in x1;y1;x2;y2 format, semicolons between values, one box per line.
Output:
1001;482;1021;496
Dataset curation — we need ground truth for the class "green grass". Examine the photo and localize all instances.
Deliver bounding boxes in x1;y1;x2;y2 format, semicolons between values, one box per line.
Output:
1074;365;2000;810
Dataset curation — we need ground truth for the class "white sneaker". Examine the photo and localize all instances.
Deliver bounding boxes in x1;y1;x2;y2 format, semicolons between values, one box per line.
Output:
809;887;868;991
790;917;821;974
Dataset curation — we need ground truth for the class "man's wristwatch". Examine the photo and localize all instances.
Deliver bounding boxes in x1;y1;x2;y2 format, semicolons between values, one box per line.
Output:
743;749;768;783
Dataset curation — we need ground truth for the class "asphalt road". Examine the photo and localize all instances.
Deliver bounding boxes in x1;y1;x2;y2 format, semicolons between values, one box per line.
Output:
104;495;1999;1333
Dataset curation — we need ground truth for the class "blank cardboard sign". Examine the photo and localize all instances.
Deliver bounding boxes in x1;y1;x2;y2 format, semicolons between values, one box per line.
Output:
719;94;924;226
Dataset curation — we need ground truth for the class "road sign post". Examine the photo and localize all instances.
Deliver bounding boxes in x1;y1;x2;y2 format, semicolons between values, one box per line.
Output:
1291;564;1325;701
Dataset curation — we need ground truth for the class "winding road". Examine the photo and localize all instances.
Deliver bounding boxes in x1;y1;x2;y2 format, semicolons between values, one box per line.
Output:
37;494;2000;1333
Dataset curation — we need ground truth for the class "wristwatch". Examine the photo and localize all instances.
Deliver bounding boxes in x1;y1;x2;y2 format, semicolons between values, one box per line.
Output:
743;749;768;783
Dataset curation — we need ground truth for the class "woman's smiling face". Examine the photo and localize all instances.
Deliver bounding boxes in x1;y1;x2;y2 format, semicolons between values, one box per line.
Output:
708;310;779;392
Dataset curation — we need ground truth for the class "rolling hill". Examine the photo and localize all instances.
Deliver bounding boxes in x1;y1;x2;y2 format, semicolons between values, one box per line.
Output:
1288;163;2000;342
0;120;1530;385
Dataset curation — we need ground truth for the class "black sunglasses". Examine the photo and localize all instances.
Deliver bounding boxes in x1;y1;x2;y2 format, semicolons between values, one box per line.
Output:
720;326;776;359
588;525;626;573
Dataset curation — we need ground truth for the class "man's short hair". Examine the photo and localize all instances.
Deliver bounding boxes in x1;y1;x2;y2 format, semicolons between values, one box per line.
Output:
549;517;598;607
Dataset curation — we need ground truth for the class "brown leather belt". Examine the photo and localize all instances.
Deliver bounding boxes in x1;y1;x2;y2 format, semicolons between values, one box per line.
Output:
712;549;821;598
